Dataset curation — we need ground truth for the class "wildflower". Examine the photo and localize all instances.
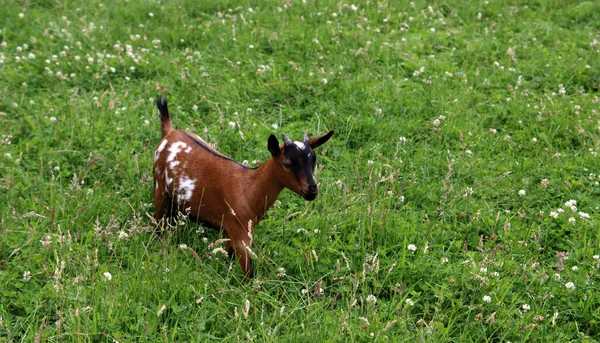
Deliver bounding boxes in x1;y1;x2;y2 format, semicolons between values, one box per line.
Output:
568;217;576;224
211;247;228;256
23;271;32;281
103;272;112;281
148;12;154;17
405;298;414;306
49;116;57;123
407;244;417;252
441;257;448;264
118;231;129;240
483;295;491;303
565;282;575;291
553;273;561;281
549;212;559;219
541;178;549;188
564;200;577;212
366;294;377;305
571;266;578;271
228;121;236;129
179;244;188;249
376;108;382;116
18;13;25;19
522;304;530;312
433;118;440;127
321;78;328;84
277;267;286;277
518;189;526;196
399;136;407;143
579;212;590;221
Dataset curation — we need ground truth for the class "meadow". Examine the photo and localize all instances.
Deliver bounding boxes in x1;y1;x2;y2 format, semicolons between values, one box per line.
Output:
1;0;599;341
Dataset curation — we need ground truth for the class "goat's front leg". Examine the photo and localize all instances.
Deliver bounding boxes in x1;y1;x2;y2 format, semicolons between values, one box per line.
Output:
225;227;255;278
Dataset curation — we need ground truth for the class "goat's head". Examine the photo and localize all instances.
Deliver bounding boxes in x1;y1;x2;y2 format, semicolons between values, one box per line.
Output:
268;130;334;201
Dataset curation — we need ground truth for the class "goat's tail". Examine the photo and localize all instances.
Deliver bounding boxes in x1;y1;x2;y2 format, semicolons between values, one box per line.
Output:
156;95;172;137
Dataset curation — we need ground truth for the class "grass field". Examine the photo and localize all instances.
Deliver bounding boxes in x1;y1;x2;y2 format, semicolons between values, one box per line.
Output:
1;0;599;341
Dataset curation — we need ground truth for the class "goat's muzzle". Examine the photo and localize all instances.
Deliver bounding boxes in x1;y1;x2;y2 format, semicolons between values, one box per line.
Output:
302;184;318;201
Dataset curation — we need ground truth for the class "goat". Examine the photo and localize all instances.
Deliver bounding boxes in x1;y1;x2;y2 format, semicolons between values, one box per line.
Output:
153;95;334;277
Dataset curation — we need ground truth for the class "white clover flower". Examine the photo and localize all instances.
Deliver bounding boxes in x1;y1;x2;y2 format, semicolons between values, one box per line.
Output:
518;189;526;196
553;273;561;281
18;13;25;19
148;12;154;17
522;304;530;312
440;257;448;264
541;178;549;188
568;217;576;224
277;267;286;277
118;231;129;240
407;244;417;252
23;271;32;281
571;266;578;271
593;255;599;261
228;121;236;129
399;136;407;143
483;295;491;303
179;244;188;249
565;282;575;291
549;212;559;219
579;212;590;221
103;272;112;281
405;298;414;306
366;294;377;305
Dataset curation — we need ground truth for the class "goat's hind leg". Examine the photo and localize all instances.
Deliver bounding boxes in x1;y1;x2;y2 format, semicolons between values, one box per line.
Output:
153;187;174;234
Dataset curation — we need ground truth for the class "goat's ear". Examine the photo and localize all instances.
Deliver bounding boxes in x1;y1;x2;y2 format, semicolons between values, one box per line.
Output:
268;134;281;157
309;130;334;149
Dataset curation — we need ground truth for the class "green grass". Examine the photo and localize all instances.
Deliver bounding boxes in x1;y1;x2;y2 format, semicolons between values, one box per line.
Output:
1;0;600;341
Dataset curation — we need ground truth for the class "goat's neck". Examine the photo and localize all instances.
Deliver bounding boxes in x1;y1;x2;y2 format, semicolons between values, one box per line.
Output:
243;158;284;222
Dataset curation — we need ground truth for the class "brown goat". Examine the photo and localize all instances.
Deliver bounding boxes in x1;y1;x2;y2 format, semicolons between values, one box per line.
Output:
153;96;334;277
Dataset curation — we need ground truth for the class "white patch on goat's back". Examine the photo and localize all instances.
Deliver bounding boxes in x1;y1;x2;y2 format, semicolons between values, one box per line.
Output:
167;141;187;163
155;181;158;190
294;141;306;150
169;160;180;170
154;139;169;162
184;146;192;153
176;174;196;202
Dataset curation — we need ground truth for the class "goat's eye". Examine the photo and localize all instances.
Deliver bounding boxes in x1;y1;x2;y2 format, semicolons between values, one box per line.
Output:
283;161;293;169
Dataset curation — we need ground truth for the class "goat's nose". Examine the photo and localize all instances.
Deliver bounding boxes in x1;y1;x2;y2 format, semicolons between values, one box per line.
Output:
308;184;318;193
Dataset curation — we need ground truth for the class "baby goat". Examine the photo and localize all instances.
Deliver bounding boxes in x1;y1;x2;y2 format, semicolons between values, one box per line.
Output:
153;95;334;277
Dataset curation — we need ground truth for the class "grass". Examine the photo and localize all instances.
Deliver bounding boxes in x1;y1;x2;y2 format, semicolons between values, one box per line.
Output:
1;0;599;341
